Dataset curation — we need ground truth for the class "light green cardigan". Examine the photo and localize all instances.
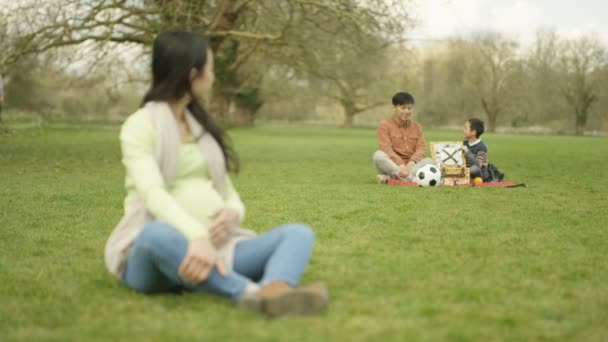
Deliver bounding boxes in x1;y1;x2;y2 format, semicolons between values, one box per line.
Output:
104;101;255;278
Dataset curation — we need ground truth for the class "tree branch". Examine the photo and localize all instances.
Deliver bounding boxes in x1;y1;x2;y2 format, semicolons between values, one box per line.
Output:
208;30;281;41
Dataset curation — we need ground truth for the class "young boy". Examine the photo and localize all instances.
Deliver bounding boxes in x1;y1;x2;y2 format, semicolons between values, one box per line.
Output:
461;118;488;179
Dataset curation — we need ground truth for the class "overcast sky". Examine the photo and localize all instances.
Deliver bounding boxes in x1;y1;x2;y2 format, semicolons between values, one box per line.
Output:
409;0;608;46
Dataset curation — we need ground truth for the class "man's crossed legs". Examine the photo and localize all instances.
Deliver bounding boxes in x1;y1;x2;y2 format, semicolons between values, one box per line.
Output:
372;150;434;183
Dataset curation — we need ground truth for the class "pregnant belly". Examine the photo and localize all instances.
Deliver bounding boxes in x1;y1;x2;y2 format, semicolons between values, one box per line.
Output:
170;178;225;225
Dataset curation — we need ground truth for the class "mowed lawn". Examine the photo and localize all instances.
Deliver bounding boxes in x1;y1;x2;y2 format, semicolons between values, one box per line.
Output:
1;125;607;341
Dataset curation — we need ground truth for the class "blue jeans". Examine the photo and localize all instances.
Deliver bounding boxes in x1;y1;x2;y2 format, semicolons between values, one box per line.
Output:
122;221;315;302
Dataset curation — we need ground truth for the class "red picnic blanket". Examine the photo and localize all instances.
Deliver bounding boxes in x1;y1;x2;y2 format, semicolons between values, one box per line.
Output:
387;180;526;187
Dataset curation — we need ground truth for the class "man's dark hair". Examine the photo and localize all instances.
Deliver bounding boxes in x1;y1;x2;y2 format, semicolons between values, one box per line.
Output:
392;92;414;106
468;118;485;138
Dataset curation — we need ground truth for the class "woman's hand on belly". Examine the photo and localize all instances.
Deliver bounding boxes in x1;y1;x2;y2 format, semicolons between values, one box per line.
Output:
208;207;240;247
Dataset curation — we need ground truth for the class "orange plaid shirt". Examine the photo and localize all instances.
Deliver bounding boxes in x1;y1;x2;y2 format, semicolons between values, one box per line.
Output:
377;118;426;165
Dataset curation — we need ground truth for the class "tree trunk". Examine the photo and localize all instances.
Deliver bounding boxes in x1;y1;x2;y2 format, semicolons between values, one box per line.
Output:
487;113;497;132
575;111;586;135
232;101;256;124
574;94;594;135
566;89;596;135
344;114;354;127
210;92;258;125
481;98;498;132
209;92;232;124
342;101;356;127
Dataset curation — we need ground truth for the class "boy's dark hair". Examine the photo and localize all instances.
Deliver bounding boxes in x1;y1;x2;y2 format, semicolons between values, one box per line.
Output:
392;92;414;106
468;118;485;138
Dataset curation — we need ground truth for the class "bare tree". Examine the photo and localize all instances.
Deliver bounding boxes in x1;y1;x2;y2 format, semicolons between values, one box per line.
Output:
414;39;480;127
595;62;608;131
465;32;520;132
282;39;402;127
558;36;606;135
2;0;413;125
259;0;414;127
517;29;562;127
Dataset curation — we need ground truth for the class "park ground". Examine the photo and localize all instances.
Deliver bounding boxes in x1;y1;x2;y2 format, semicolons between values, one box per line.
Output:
1;125;607;341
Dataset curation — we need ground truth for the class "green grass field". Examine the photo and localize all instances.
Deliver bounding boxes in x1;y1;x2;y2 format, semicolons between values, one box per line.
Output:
1;125;607;341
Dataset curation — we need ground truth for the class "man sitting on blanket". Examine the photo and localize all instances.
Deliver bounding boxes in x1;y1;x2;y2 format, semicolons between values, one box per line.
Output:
372;92;434;184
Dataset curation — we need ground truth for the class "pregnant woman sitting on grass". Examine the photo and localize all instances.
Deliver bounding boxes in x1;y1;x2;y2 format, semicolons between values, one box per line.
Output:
104;30;328;318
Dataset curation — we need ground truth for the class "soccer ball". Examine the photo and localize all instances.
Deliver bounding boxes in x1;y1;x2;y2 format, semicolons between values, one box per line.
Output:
414;164;443;187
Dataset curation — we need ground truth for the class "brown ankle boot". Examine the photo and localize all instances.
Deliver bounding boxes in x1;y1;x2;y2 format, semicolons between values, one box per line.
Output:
264;282;329;318
238;281;329;318
256;281;292;299
237;281;292;315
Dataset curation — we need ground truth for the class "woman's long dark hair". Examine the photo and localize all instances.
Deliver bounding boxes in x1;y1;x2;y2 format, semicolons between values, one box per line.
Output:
142;30;239;172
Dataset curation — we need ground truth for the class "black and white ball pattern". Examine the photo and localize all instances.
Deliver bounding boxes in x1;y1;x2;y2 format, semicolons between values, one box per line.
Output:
415;164;442;187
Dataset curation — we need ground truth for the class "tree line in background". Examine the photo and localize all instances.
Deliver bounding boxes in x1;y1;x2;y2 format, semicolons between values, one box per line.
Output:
0;0;606;134
410;30;608;135
0;0;410;124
